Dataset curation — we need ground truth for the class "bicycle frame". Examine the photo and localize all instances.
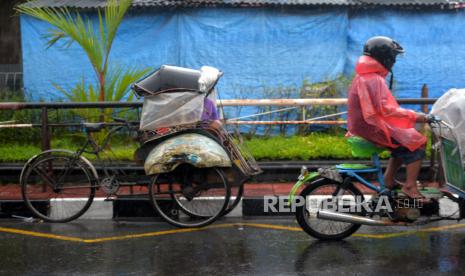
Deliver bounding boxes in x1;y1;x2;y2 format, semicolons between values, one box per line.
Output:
51;123;142;190
335;154;385;193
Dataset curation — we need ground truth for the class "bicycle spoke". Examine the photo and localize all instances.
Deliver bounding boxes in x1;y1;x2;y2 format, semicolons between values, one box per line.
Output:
31;166;57;187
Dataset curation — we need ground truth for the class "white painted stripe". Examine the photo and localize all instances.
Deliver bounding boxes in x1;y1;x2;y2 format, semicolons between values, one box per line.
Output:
39;194;462;219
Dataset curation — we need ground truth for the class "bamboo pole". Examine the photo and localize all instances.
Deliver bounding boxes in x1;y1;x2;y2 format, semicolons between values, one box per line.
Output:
0;124;33;128
226;120;346;125
217;98;348;106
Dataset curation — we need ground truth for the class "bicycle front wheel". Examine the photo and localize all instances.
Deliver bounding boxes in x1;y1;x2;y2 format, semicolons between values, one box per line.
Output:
149;166;230;228
21;151;96;222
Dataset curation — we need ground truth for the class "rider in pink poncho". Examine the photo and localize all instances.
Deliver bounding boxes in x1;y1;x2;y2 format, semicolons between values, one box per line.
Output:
347;36;428;201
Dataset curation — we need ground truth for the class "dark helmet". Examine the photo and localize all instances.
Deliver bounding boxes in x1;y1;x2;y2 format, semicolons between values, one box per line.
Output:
363;36;404;71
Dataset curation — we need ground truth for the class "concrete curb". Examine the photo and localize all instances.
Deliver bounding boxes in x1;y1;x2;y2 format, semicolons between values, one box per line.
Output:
1;195;461;220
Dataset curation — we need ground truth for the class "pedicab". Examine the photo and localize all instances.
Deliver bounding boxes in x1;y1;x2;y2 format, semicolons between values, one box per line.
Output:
291;107;465;240
132;65;261;227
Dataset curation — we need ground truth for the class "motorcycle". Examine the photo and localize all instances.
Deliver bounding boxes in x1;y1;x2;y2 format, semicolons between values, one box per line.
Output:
290;117;465;240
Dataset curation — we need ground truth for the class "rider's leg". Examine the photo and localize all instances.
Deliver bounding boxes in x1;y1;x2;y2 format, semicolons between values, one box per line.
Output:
384;157;403;189
391;146;427;199
401;159;424;198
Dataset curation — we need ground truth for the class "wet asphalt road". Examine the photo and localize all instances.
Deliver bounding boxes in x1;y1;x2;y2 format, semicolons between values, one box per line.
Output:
0;218;465;275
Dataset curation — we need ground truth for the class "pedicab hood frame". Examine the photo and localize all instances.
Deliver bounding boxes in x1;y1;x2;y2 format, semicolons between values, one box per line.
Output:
132;65;262;176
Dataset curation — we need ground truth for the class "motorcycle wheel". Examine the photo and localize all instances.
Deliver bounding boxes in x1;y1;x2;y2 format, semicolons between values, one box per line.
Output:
295;178;364;241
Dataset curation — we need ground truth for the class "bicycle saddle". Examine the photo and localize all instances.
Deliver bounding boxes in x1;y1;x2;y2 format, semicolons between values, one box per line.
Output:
83;122;105;132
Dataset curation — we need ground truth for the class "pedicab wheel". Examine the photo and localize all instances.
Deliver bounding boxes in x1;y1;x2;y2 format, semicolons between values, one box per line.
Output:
149;166;230;228
221;183;244;217
295;179;364;241
21;151;96;222
172;177;242;218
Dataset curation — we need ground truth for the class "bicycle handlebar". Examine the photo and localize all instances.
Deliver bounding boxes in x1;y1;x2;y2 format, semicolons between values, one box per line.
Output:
425;114;441;124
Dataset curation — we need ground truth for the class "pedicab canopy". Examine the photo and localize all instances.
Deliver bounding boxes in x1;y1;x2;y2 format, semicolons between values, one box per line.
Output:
133;65;221;130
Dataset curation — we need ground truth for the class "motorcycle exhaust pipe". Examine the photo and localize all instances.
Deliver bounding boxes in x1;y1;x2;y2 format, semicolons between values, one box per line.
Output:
317;210;400;226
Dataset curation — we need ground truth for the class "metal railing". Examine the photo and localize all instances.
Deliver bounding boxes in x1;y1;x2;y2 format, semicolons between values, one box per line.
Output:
0;96;437;152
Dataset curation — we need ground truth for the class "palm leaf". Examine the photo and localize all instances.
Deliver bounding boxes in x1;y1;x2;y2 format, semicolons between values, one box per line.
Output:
17;0;132;97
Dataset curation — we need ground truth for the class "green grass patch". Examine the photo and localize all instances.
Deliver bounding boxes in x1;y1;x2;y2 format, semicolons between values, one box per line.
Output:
0;133;432;162
245;133;381;161
0;144;42;162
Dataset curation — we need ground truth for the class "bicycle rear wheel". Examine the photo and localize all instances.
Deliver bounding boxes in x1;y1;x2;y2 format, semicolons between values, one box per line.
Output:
21;151;96;222
149;166;230;228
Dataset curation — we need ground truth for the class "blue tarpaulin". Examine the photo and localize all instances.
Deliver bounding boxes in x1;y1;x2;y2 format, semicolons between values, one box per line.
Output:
20;7;465;103
20;8;348;100
346;8;465;100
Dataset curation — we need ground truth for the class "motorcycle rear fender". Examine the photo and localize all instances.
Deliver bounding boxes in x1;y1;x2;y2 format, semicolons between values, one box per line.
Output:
288;172;321;204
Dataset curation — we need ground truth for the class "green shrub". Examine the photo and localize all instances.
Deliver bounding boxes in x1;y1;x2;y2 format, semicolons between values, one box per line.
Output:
0;144;41;162
245;133;355;161
0;132;432;162
0;89;41;145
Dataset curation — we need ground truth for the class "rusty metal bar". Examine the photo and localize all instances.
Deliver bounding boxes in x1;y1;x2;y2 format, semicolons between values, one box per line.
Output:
421;84;429;134
0;101;142;110
41;107;51;152
421;85;429;113
0;98;437;129
0;102;23;110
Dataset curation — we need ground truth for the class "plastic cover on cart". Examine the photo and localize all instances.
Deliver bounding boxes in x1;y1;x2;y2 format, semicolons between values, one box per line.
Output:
431;88;465;157
140;91;205;130
135;65;222;130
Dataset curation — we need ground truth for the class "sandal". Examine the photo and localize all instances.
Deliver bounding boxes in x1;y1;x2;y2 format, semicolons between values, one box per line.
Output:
385;179;404;190
400;188;431;204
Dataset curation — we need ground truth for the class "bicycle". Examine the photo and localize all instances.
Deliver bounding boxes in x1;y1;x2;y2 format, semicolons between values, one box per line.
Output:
20;118;232;227
19;118;143;222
